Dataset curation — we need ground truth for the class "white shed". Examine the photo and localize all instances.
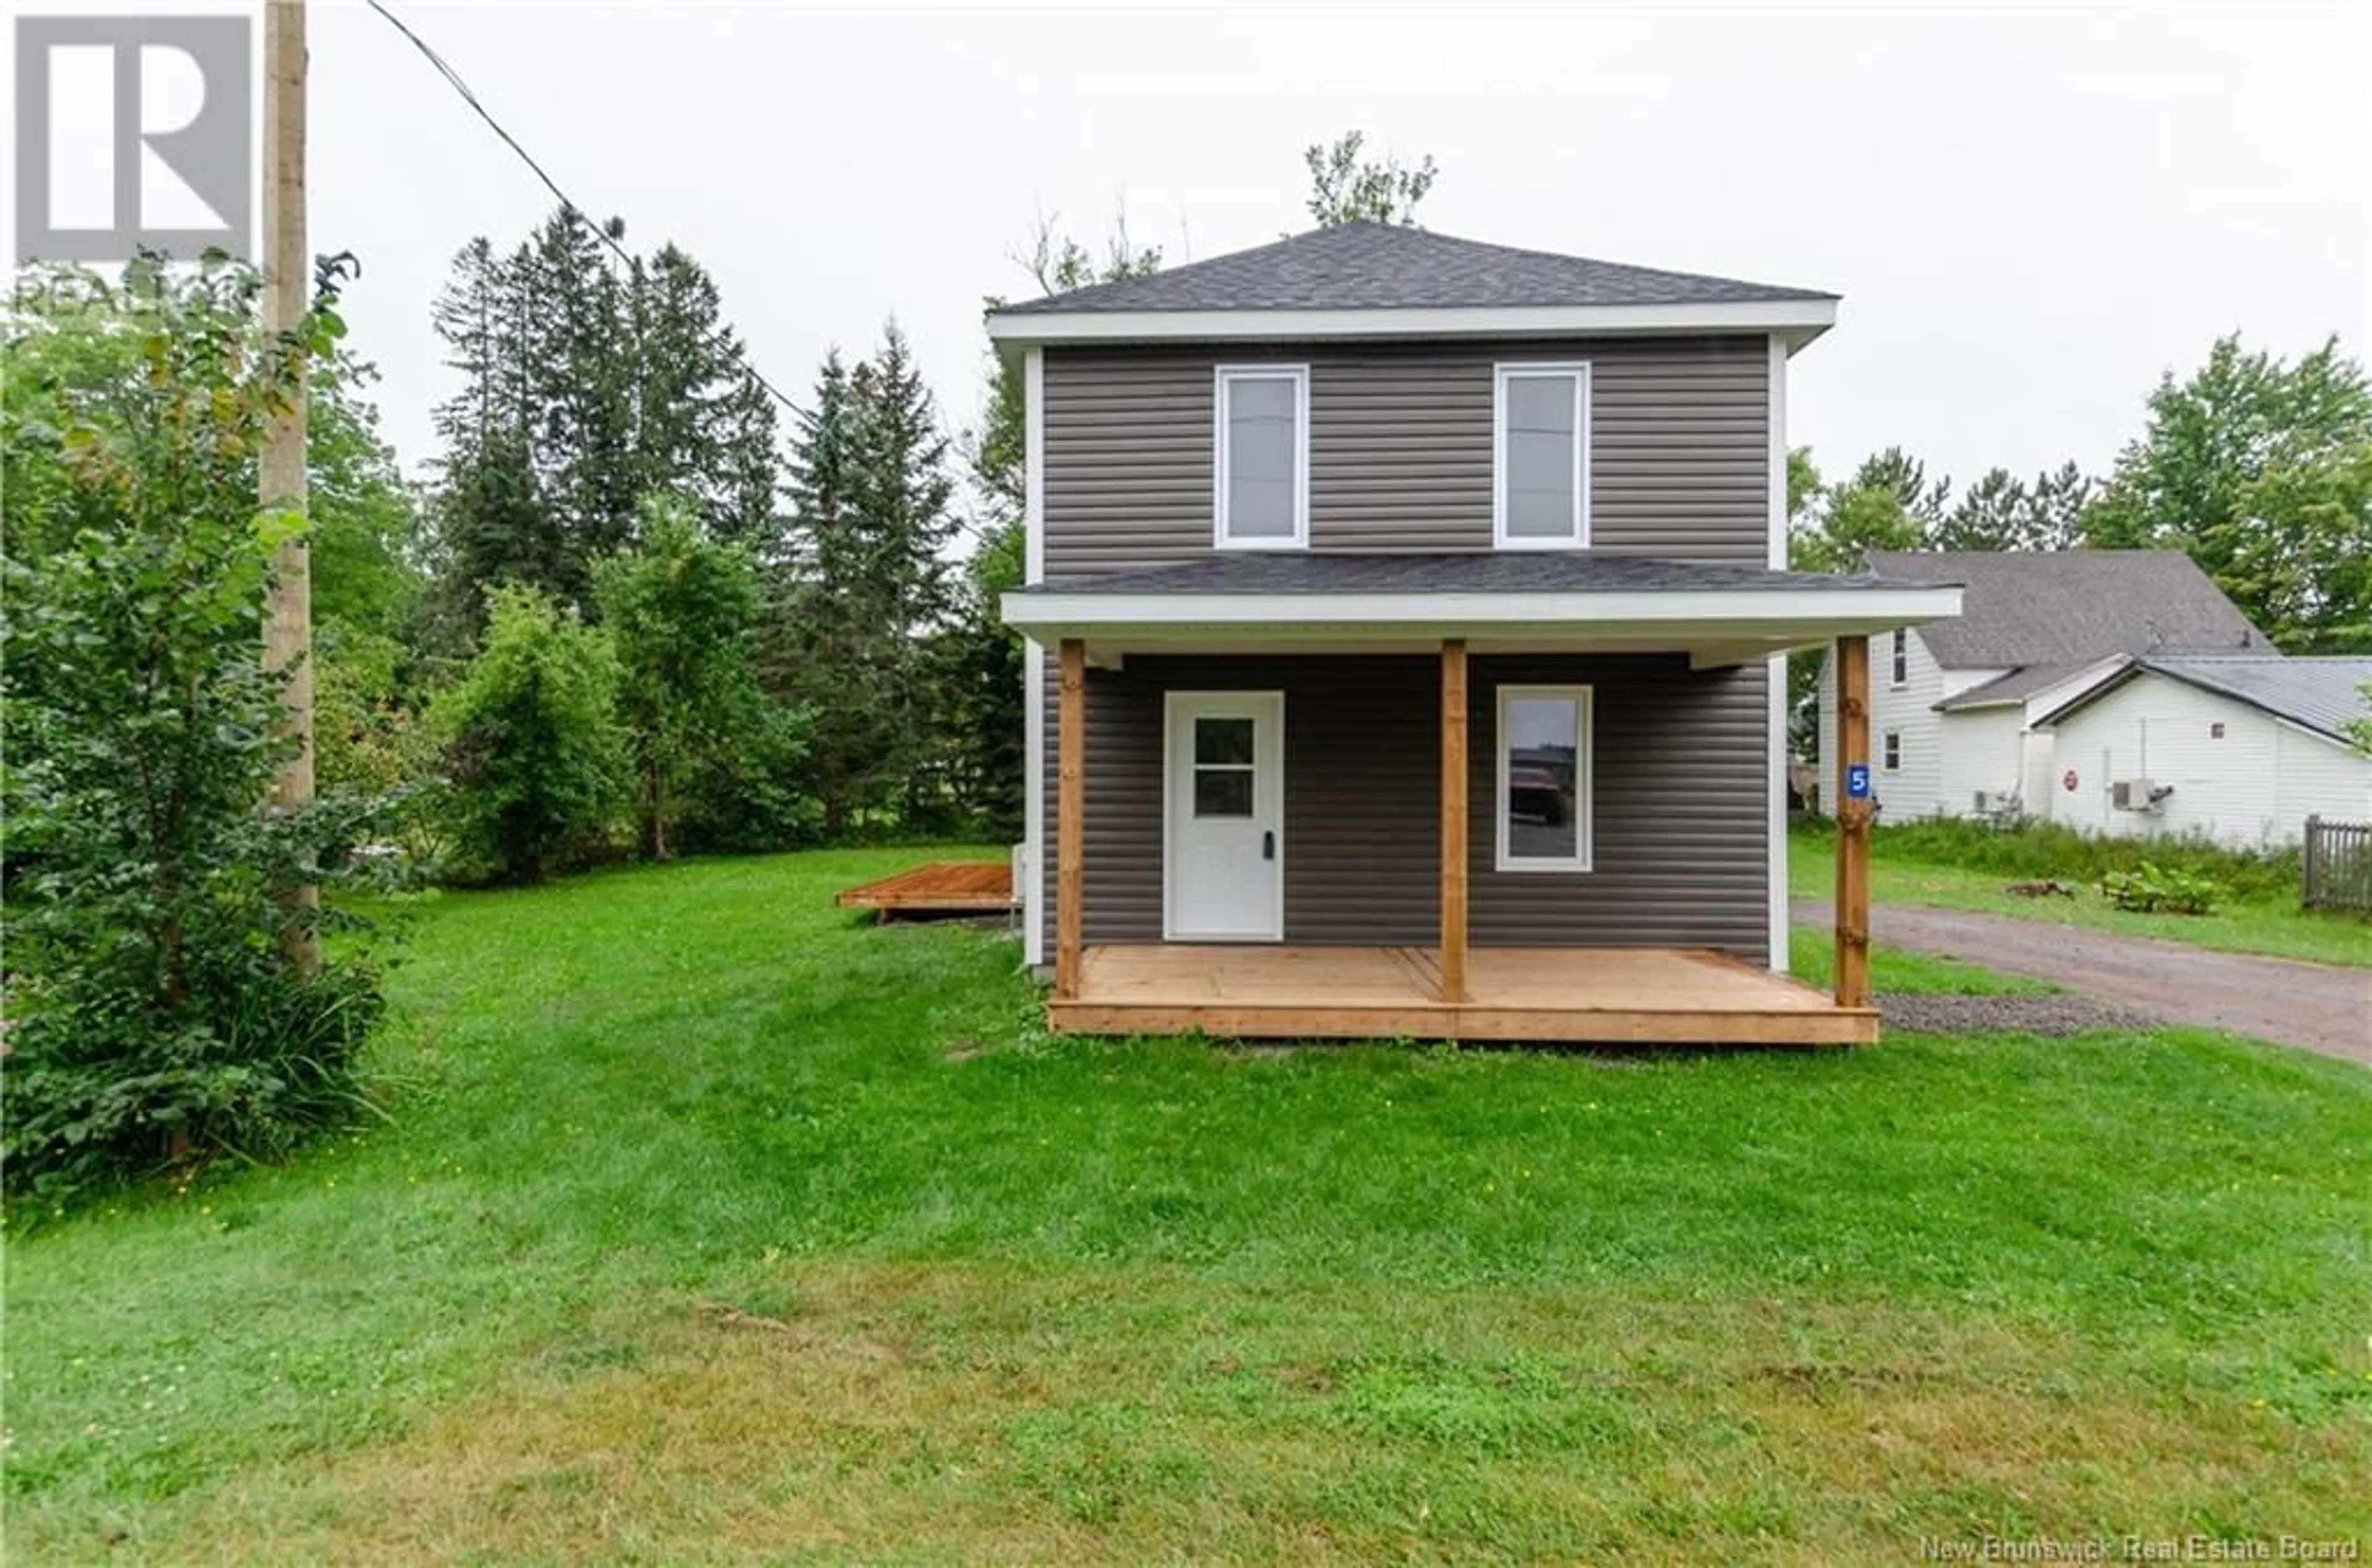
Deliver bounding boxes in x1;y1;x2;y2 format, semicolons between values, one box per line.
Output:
2032;656;2372;847
1815;551;2265;821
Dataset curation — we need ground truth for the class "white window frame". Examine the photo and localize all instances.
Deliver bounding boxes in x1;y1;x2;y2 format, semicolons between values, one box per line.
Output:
1890;627;1910;689
1883;729;1902;772
1494;684;1594;873
1492;362;1592;550
1213;364;1310;550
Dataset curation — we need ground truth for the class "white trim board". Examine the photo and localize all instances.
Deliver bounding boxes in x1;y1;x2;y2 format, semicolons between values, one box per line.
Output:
1765;334;1788;571
1021;346;1046;966
1765;650;1789;976
988;298;1840;351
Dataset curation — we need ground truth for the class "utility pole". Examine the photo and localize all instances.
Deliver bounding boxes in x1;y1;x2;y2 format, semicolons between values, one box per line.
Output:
260;0;319;973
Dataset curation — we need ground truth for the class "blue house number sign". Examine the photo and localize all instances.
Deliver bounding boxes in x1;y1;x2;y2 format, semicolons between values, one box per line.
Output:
1845;763;1873;800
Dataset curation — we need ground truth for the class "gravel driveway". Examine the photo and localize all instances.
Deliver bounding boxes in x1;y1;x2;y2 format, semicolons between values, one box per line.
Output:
1794;898;2372;1066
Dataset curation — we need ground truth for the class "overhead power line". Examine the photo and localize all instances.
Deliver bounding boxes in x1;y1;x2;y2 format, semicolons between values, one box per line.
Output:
361;0;799;414
361;0;994;548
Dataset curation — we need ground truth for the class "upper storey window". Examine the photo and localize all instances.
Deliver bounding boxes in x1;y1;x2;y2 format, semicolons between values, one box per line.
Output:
1494;363;1591;548
1214;366;1309;548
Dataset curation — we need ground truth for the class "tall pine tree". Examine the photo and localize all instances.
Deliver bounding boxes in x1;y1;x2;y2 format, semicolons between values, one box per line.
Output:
778;329;961;834
427;208;782;635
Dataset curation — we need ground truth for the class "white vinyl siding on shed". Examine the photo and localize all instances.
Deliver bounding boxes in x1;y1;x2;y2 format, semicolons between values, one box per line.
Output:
1940;706;2024;815
2044;672;2372;847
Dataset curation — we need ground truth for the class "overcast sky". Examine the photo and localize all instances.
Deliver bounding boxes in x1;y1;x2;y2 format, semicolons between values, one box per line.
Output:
28;2;2372;499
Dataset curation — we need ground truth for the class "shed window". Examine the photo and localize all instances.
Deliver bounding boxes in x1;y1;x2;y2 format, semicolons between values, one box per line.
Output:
1214;366;1308;548
1890;629;1909;688
1883;731;1902;772
1494;364;1591;547
1495;685;1593;871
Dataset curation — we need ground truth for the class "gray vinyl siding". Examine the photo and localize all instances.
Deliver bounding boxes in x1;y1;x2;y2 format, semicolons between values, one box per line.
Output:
1041;335;1770;580
1039;653;1769;964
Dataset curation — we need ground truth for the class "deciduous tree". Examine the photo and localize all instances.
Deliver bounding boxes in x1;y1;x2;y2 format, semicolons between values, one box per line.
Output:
1303;130;1438;227
1;258;386;1199
2083;334;2372;650
595;497;769;858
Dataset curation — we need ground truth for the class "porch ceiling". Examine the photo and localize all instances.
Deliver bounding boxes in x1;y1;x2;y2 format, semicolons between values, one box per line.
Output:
1004;552;1961;668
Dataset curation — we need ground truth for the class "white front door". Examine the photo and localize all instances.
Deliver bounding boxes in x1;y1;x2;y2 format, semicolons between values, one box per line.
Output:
1164;691;1285;941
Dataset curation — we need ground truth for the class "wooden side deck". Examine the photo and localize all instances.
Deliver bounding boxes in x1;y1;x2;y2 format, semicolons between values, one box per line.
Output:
836;860;1016;916
1050;944;1878;1046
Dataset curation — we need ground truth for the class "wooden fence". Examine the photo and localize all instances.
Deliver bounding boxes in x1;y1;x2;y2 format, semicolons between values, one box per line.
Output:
2302;816;2372;913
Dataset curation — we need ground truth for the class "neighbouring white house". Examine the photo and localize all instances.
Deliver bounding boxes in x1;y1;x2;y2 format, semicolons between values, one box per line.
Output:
1816;550;2268;823
2031;655;2372;847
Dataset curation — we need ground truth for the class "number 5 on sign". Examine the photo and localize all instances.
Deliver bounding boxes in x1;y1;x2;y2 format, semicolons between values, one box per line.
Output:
1845;763;1872;800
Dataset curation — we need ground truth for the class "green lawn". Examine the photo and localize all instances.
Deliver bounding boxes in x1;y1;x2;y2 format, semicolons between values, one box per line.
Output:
1789;827;2372;968
7;849;2370;1561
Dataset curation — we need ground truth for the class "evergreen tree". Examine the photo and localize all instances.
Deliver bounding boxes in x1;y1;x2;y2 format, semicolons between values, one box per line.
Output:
428;236;559;632
1931;463;2093;553
629;245;781;550
427;208;784;632
849;324;959;642
523;211;639;597
778;327;962;834
855;325;962;828
778;350;892;834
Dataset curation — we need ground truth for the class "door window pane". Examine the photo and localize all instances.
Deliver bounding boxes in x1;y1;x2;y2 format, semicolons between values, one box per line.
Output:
1503;373;1578;539
1195;716;1255;766
1193;768;1255;818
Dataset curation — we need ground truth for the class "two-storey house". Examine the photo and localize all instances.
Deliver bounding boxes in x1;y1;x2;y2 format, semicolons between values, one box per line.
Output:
990;223;1961;1044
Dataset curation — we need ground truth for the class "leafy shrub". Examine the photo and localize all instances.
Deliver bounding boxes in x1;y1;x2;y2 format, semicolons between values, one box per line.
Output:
595;498;815;857
1798;815;2300;903
2100;862;2223;915
313;620;452;879
2;258;389;1205
676;697;818;853
428;583;628;883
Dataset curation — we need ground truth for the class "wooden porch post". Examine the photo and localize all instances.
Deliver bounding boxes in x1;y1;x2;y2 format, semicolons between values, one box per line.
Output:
1439;639;1469;1003
1833;634;1872;1010
1054;638;1086;1000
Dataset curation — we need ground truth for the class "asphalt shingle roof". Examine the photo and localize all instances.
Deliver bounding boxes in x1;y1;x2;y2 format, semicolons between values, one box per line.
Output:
994;222;1836;316
1016;552;1927;597
1863;550;2265;669
2047;655;2372;744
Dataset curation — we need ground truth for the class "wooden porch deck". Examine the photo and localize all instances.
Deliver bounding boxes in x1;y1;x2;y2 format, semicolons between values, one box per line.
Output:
835;860;1016;916
1051;944;1878;1046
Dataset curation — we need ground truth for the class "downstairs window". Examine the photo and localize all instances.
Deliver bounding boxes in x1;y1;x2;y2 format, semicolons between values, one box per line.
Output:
1496;685;1594;872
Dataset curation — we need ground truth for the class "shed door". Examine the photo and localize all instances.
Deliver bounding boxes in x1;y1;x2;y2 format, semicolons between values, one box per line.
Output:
1164;692;1284;941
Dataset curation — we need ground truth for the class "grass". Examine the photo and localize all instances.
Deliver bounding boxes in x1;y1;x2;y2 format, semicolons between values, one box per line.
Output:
7;848;2370;1560
1790;823;2372;968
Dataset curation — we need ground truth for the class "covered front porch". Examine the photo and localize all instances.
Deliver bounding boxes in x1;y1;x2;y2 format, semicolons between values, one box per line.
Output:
1054;942;1878;1045
1005;553;1958;1046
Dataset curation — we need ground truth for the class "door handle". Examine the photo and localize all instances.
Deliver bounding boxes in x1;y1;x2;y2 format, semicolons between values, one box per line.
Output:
1263;829;1276;861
